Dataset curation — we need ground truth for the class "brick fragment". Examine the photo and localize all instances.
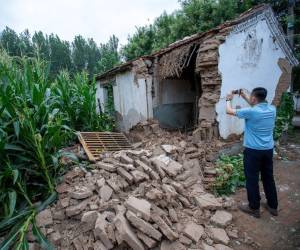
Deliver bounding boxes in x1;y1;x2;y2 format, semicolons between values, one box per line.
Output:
152;214;178;241
125;196;151;221
94;214;114;249
100;184;113;202
117;167;134;183
194;193;222;209
137;231;157;248
183;222;204;242
126;210;162;240
96;162;116;172
131;170;150;183
114;212;145;250
210;210;232;228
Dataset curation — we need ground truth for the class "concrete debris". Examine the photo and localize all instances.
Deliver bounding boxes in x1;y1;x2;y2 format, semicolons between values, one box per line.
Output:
152;214;178;241
70;187;93;200
94;213;114;249
46;126;239;249
183;222;204;242
210;210;233;228
114;212;145;250
160;240;186;250
194;193;222;209
137;231;157;248
214;244;234;250
202;242;216;250
126;210;162;240
161;145;177;154
209;227;230;245
36;209;53;227
125;196;152;221
99;184;113;202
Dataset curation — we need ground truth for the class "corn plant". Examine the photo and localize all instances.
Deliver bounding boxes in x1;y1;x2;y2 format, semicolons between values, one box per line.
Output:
0;50;114;249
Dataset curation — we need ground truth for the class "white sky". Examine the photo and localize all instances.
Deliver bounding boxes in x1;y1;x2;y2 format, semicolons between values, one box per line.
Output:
0;0;180;46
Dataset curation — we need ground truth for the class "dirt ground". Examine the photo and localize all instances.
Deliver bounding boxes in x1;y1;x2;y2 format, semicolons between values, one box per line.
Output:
231;130;300;250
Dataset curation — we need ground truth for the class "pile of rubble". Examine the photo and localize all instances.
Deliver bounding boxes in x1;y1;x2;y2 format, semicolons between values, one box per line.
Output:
25;120;248;250
30;136;242;250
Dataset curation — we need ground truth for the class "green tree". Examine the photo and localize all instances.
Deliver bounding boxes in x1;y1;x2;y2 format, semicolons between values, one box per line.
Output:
19;29;34;57
0;27;21;56
32;31;50;61
97;35;120;74
49;34;72;77
72;35;88;72
86;38;101;77
121;25;155;61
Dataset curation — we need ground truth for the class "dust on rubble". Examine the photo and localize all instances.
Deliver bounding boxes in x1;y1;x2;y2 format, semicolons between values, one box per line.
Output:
29;120;255;250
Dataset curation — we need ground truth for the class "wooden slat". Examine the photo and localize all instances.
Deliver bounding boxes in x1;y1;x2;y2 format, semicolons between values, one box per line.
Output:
78;132;132;161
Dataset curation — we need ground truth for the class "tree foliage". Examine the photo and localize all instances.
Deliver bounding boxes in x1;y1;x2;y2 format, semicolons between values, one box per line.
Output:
121;0;300;61
0;28;120;79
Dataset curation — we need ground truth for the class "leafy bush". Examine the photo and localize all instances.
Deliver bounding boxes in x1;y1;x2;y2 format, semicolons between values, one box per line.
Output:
213;154;245;196
274;92;294;141
0;51;114;249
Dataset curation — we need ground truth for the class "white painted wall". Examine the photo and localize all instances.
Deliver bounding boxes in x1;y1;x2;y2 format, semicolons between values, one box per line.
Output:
113;71;152;131
216;19;286;139
96;80;107;113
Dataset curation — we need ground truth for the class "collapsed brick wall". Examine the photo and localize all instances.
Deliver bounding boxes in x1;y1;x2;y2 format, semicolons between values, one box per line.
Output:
272;58;293;106
194;27;233;141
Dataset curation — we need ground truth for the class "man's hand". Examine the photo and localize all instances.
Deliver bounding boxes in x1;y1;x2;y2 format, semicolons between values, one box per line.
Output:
239;88;251;105
226;93;234;101
226;92;236;115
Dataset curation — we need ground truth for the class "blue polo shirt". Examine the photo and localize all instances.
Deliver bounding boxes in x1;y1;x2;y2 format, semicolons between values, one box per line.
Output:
235;102;276;150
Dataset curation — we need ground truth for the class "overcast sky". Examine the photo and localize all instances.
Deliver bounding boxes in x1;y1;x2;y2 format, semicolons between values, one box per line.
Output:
0;0;180;46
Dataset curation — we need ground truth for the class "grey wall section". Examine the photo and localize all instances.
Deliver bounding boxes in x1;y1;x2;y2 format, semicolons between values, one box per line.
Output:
154;79;196;129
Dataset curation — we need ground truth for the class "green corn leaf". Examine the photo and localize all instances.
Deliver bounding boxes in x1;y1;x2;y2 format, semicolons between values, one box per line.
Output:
4;144;24;151
0;209;31;231
36;192;57;213
0;219;25;250
32;221;55;250
12;169;19;184
13;121;20;139
8;190;17;218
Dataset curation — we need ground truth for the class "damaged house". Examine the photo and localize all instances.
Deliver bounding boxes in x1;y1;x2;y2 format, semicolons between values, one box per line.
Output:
95;4;298;139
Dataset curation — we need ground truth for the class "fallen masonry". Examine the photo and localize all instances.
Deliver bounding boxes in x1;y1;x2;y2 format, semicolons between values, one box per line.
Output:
34;126;244;249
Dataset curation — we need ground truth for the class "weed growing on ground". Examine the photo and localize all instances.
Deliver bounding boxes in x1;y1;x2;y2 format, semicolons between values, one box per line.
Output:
213;154;245;196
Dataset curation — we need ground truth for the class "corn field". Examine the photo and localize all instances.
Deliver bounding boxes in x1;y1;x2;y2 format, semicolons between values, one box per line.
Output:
0;51;114;249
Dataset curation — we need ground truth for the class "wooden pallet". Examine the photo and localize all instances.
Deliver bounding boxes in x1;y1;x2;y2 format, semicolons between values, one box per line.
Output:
78;132;132;161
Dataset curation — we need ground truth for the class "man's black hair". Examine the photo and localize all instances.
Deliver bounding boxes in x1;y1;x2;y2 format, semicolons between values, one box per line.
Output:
251;87;267;102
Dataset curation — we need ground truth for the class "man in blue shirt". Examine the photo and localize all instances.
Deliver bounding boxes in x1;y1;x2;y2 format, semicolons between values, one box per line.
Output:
226;87;278;218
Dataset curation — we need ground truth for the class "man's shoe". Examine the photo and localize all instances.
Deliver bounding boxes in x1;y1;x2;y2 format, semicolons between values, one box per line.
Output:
238;204;260;218
264;203;278;216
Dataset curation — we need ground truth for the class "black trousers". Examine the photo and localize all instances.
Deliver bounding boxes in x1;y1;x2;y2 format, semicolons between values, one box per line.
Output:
243;147;278;210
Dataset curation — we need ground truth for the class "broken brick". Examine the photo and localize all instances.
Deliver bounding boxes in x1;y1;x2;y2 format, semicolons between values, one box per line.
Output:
70;187;93;200
131;170;150;183
209;227;230;245
194;193;222;209
100;184;113;202
126;210;162;240
114;212;145;250
36;209;53;227
94;214;114;249
183;222;204;242
152;214;178;241
210;210;232;228
117;167;134;184
136;231;157;248
125;196;151;221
